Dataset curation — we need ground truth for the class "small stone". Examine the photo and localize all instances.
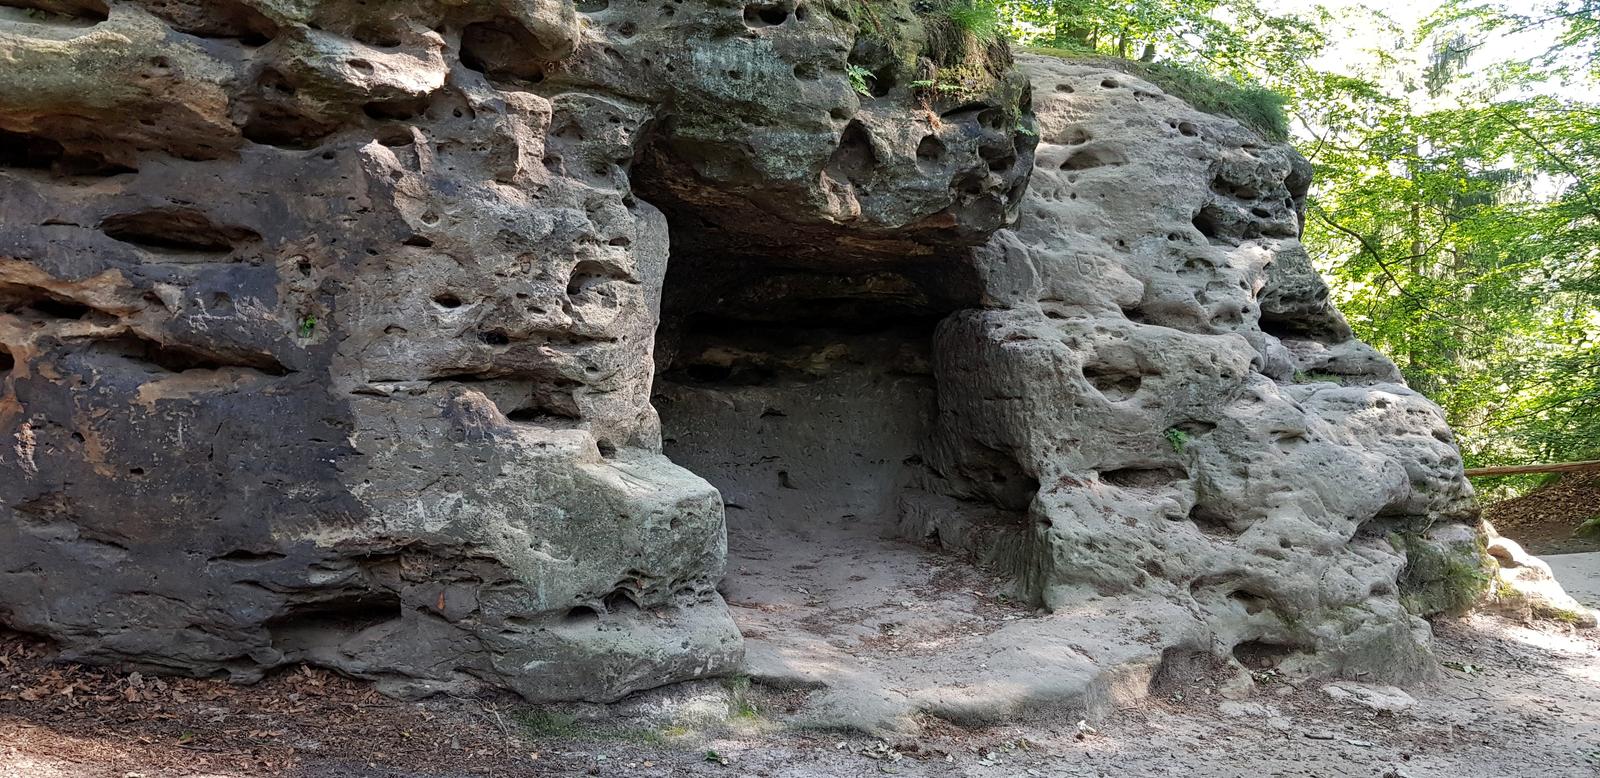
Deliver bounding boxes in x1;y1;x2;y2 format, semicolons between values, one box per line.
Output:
1218;701;1271;718
1323;683;1417;714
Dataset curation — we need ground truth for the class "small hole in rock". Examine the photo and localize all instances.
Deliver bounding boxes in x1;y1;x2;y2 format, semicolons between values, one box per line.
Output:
602;589;638;613
563;605;600;624
744;2;790;26
101;208;260;254
1229;589;1267;615
1186;503;1235;535
28;297;91;320
1101;465;1187;488
432;293;463;309
1233;639;1296;670
1082;364;1142;402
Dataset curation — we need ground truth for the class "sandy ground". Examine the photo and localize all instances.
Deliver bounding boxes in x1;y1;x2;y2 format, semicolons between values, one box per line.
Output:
3;610;1598;778
3;531;1596;777
1549;552;1600;610
722;520;1171;734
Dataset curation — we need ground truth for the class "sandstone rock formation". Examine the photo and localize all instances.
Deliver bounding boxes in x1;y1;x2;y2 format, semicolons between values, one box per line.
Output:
0;0;1492;721
0;0;1032;701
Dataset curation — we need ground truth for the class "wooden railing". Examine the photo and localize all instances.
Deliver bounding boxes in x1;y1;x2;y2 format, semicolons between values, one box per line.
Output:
1463;459;1600;477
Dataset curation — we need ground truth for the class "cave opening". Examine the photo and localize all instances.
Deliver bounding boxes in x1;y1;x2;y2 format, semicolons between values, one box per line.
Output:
652;251;969;548
645;203;1039;669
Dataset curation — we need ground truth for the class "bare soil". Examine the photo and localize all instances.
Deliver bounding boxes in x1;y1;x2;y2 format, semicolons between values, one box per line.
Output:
4;613;1598;777
1485;472;1600;556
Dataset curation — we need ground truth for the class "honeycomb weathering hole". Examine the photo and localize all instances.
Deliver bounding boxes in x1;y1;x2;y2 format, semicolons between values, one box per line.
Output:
743;2;790;26
100;207;261;253
459;17;551;83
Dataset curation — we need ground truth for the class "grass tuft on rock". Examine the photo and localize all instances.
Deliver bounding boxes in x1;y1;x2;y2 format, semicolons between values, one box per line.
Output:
1024;47;1289;141
942;0;1001;43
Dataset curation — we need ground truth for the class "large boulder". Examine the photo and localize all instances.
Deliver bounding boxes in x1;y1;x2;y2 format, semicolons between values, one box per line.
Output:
910;54;1486;683
0;0;1032;699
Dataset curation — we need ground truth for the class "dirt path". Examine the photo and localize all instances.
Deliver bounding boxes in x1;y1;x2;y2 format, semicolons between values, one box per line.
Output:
1549;553;1600;610
3;613;1598;777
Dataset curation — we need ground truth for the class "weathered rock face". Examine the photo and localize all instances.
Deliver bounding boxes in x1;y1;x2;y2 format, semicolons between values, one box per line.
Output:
920;55;1485;681
0;0;1484;711
656;56;1487;732
0;0;1034;700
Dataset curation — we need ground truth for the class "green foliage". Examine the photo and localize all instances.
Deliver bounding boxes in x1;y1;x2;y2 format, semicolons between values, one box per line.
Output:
721;674;760;719
1395;533;1492;617
1163;427;1190;453
1299;3;1600;480
846;64;874;96
1024;48;1289;140
1579;515;1600;539
1001;0;1328;83
515;709;666;744
944;0;1002;43
516;710;579;738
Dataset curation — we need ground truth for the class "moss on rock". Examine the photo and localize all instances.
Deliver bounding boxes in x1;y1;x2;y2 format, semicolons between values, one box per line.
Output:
1393;531;1493;617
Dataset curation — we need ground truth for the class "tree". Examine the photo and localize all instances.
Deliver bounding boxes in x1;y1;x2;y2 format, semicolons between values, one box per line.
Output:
1001;0;1600;495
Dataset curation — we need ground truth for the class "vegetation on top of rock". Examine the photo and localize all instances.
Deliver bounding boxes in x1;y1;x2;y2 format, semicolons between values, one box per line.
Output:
829;0;1015;103
1024;47;1289;140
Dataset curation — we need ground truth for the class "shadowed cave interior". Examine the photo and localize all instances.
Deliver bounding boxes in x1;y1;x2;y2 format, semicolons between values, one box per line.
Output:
647;210;1046;658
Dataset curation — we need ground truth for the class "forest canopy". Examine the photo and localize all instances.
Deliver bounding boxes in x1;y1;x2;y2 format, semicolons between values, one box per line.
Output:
993;0;1600;496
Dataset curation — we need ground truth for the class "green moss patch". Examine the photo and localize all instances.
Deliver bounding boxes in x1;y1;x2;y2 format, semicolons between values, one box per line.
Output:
1393;532;1492;617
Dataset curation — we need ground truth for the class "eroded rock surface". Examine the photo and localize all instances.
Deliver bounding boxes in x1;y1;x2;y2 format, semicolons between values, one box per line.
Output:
0;0;1033;700
1;0;1491;719
652;55;1491;732
926;55;1487;681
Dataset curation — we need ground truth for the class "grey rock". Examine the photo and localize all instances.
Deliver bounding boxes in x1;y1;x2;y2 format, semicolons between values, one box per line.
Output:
0;0;1031;703
0;1;1503;714
1322;682;1417;714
